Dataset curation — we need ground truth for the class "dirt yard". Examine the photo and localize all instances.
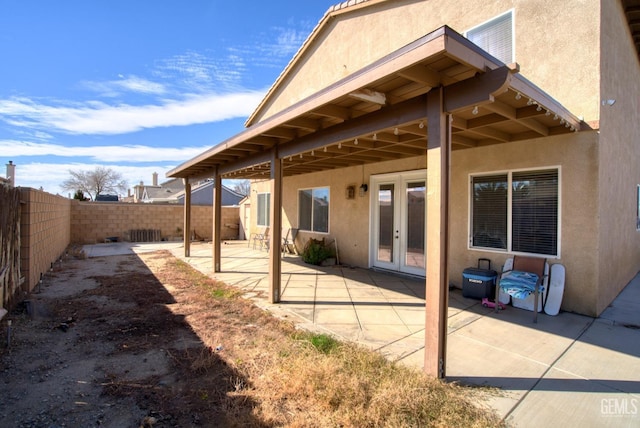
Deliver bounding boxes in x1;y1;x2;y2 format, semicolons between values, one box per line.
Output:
0;251;268;427
0;250;503;428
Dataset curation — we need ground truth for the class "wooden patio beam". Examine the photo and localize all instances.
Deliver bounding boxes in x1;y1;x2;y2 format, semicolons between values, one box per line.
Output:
212;169;222;272
425;86;450;379
268;148;282;304
443;65;514;113
183;178;191;258
279;95;428;159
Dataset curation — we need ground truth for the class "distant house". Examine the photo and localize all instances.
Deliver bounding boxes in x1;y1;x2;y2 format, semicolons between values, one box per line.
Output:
132;172;244;206
175;180;244;206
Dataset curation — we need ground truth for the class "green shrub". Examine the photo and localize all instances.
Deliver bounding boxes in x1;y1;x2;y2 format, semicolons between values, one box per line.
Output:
302;238;332;265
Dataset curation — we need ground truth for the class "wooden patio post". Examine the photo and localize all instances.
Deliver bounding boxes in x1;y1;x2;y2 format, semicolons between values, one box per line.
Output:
269;148;282;303
183;178;191;257
213;169;222;272
424;87;451;378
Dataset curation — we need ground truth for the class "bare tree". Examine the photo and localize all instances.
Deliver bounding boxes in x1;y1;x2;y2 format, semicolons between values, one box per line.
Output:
232;180;250;196
61;166;127;200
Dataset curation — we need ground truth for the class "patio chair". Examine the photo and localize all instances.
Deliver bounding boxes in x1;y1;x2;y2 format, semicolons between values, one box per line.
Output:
282;228;298;256
495;255;548;323
250;227;270;250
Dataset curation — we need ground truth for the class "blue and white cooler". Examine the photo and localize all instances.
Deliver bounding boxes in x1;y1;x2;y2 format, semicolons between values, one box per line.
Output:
462;258;497;299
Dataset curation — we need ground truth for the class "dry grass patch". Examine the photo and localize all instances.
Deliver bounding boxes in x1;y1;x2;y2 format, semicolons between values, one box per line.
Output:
143;252;504;427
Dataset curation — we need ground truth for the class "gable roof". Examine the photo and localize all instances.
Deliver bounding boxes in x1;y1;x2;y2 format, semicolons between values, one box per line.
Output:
168;26;583;181
175;180;245;206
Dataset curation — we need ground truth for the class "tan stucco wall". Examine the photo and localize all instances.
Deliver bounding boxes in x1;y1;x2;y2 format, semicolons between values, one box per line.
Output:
248;157;426;264
243;0;640;316
450;132;600;315
20;188;72;293
70;202;239;244
596;0;640;315
260;132;599;314
255;0;600;124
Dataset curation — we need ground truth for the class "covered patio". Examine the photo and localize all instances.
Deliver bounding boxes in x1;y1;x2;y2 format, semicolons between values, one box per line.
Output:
167;26;584;378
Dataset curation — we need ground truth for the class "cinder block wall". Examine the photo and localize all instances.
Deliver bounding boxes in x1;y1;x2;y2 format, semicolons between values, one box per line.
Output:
69;202;239;244
20;188;71;293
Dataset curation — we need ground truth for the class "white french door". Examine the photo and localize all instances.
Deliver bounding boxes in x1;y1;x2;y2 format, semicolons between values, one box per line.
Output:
370;170;426;276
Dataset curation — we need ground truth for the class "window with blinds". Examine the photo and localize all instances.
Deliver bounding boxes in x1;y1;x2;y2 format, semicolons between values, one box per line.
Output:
466;11;514;64
471;168;559;257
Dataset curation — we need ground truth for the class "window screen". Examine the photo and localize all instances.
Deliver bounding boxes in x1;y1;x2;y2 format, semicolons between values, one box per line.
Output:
511;170;558;255
467;11;513;64
471;168;559;257
472;174;508;250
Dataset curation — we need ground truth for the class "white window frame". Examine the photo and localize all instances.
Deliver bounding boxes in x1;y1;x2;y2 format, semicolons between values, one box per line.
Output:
468;166;561;258
465;9;515;64
636;185;640;231
298;186;330;234
256;192;270;227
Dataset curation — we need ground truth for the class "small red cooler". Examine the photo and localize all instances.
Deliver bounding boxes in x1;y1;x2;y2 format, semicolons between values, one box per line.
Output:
462;258;497;299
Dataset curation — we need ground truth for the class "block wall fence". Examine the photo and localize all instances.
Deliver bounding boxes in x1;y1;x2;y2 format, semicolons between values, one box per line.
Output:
20;188;71;296
15;188;239;298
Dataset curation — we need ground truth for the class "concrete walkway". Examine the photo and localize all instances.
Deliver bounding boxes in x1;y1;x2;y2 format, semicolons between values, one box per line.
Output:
85;241;640;427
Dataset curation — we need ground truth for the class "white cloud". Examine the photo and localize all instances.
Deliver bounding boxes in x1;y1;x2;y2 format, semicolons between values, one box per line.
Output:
154;50;248;90
0;140;211;162
0;90;265;135
82;75;168;97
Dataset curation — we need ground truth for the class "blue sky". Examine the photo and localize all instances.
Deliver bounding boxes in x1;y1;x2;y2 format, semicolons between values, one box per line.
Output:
0;0;335;195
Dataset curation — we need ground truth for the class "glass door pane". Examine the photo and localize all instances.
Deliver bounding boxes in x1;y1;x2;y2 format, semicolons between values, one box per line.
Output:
377;184;394;263
405;181;425;269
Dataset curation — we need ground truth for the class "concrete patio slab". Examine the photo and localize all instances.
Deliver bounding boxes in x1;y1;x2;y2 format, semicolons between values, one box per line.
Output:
509;367;640;428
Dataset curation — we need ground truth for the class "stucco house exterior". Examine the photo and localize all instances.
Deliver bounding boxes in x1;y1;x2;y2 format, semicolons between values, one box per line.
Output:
168;0;640;376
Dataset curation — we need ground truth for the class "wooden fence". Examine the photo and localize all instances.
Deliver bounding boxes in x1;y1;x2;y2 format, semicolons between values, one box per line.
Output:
0;185;21;311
